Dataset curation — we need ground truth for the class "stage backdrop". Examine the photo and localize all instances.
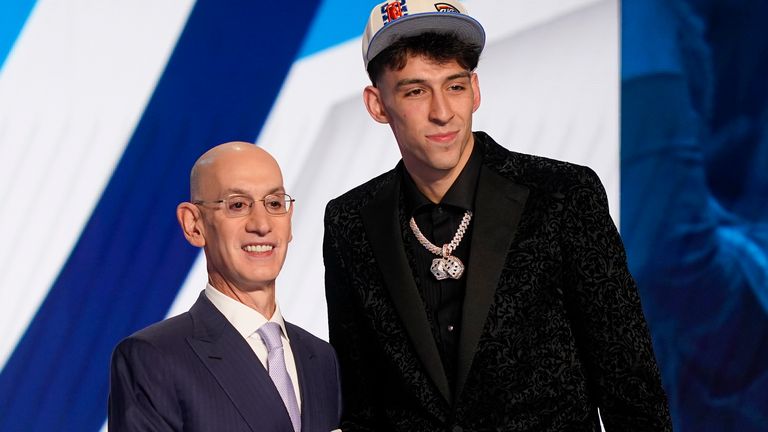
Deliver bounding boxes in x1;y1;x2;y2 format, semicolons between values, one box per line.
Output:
622;0;768;430
2;0;624;430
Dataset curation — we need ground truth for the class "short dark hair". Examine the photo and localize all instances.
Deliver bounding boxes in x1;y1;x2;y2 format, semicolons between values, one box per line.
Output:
366;32;482;86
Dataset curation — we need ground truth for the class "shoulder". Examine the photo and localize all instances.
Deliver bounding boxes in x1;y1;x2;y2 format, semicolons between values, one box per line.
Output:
477;131;604;196
286;322;334;353
113;312;194;360
325;166;398;220
285;321;331;347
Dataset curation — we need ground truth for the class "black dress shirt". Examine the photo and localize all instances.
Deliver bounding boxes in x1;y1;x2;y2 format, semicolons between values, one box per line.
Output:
400;141;482;390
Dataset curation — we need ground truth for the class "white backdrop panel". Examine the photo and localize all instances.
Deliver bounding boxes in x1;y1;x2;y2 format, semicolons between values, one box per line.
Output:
0;0;195;370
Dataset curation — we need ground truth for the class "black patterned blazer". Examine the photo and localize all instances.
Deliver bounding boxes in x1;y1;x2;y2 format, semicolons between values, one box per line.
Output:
323;132;671;431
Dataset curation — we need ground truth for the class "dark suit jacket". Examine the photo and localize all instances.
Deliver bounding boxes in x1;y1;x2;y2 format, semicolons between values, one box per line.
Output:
109;291;341;432
323;132;671;431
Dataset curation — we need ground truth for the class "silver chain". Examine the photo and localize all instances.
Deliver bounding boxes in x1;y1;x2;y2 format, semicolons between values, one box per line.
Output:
409;210;472;257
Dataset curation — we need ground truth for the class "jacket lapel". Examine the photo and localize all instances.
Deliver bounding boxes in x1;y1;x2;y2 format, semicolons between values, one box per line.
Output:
185;293;293;432
455;163;530;399
287;324;316;432
361;171;452;403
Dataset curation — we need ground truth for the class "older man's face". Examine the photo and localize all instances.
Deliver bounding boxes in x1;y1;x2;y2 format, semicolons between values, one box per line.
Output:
194;146;292;293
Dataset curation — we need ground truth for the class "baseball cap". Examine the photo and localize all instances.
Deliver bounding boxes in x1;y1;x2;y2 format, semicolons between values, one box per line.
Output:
362;0;486;68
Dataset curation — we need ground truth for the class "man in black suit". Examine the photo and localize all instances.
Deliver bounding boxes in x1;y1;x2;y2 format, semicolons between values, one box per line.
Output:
323;1;672;430
109;143;341;431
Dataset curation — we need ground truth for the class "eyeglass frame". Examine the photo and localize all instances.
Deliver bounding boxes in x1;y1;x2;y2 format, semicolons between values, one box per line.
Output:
192;193;295;217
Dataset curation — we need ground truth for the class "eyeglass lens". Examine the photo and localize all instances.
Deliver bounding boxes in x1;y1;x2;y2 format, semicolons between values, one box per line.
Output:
223;194;291;217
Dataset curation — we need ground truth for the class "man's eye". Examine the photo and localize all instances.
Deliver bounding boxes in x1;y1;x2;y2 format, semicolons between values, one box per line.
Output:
266;199;284;209
405;88;424;97
228;198;251;211
448;84;465;91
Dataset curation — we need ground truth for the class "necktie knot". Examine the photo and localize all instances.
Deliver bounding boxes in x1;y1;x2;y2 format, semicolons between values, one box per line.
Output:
257;322;283;352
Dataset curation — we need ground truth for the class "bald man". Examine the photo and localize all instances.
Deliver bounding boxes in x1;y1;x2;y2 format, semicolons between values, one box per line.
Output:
108;143;341;432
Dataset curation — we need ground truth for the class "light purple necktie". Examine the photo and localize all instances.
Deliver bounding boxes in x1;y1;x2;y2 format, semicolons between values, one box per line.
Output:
257;322;301;432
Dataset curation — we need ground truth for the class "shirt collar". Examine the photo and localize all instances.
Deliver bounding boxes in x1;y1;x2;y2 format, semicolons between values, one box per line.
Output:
402;135;483;216
205;283;289;342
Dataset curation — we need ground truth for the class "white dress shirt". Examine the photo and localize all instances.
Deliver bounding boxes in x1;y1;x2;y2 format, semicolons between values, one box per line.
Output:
205;284;302;411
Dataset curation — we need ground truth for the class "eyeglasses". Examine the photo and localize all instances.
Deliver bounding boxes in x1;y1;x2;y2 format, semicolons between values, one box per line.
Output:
193;193;295;217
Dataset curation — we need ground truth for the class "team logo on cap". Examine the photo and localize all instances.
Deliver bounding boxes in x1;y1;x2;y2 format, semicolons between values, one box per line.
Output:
381;0;409;25
434;3;460;13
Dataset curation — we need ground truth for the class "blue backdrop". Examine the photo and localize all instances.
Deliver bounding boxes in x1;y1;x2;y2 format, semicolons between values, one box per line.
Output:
622;0;768;430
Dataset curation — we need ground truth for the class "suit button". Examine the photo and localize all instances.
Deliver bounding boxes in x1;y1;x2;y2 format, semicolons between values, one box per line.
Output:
451;426;463;432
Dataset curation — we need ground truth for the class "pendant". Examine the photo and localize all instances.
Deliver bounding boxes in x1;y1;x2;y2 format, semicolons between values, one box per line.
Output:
430;255;465;280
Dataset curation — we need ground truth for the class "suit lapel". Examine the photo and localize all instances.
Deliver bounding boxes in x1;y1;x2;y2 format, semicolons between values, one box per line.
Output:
361;172;452;403
186;293;292;432
455;163;529;399
287;324;315;432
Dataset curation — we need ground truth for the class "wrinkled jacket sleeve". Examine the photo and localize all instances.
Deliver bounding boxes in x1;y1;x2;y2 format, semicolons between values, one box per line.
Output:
560;166;672;431
323;199;383;432
109;337;180;432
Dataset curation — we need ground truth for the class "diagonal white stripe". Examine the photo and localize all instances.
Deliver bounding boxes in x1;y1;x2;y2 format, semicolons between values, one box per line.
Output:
0;0;196;371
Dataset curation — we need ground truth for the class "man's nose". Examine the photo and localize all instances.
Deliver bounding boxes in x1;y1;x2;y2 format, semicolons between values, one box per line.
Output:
429;91;453;124
245;204;271;234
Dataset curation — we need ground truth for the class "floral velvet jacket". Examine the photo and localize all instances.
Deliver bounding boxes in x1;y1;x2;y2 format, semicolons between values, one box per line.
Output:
323;132;672;432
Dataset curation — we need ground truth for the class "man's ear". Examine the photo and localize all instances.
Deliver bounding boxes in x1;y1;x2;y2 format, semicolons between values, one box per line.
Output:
363;85;390;124
177;202;206;247
471;72;481;113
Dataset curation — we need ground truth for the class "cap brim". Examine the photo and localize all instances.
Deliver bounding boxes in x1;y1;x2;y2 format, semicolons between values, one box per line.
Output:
365;13;486;67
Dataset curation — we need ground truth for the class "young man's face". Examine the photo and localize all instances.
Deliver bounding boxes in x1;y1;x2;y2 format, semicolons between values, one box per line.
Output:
365;54;481;183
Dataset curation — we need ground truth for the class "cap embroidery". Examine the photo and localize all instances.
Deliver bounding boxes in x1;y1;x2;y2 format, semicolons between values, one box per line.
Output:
434;3;460;13
381;0;409;26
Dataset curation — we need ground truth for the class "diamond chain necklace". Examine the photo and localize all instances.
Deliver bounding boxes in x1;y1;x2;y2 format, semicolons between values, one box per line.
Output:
409;210;472;280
